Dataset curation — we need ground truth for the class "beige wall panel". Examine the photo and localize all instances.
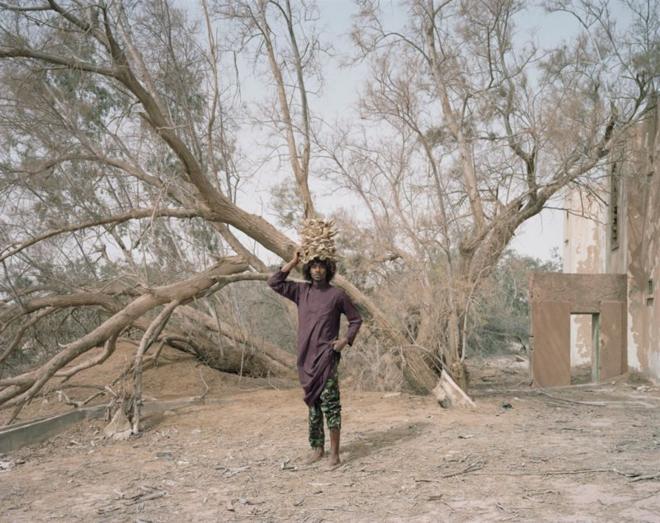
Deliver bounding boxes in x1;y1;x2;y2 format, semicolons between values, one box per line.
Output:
529;273;626;308
599;301;627;380
531;302;571;387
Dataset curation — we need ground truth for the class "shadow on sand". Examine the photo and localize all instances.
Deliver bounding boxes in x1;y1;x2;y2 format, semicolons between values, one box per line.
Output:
342;421;430;463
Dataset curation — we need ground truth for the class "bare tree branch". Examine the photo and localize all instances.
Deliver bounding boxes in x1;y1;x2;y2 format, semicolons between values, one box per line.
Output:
0;207;200;263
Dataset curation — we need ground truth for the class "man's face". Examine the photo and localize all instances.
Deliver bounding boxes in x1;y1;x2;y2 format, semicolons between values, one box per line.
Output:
310;262;327;282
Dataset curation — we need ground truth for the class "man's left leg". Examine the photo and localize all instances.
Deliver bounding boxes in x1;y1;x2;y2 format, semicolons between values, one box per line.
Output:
320;369;341;466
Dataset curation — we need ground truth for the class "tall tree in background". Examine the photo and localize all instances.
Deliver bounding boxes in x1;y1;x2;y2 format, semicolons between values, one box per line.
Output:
321;0;657;388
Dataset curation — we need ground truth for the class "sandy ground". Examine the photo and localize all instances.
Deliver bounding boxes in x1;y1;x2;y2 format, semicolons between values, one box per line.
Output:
1;346;660;522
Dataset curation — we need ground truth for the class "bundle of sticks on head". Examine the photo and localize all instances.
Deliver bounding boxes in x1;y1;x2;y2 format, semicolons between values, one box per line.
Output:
299;218;338;263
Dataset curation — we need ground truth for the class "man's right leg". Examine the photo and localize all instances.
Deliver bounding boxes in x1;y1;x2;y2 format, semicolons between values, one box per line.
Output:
307;402;325;463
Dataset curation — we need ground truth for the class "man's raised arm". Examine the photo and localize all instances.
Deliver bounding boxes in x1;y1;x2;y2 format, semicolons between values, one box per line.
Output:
267;252;301;304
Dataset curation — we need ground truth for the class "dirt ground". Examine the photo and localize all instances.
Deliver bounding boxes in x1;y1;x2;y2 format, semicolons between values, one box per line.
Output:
1;345;659;522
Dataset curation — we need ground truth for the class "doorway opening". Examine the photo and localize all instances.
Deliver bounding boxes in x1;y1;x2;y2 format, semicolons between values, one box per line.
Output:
570;313;600;384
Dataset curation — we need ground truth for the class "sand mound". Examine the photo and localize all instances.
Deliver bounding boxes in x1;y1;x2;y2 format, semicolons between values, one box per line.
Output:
1;342;295;425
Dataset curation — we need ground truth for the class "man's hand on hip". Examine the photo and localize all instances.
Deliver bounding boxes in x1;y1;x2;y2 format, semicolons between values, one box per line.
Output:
332;337;348;352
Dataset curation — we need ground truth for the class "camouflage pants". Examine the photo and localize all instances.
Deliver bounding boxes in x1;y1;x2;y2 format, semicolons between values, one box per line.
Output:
308;368;341;449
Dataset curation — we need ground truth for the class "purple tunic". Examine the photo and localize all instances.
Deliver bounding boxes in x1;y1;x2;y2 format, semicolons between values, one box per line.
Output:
268;270;363;406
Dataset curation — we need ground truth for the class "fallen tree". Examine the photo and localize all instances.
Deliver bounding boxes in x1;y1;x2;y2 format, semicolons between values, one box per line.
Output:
0;2;418;415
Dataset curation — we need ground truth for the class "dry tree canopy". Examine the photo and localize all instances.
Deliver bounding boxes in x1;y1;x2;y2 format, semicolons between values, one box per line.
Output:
0;0;657;424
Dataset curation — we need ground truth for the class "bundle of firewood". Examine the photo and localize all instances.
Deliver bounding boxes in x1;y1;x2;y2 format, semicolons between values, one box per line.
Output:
299;218;337;263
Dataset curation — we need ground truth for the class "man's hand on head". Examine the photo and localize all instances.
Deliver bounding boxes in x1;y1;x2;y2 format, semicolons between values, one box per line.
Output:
282;250;300;272
332;337;348;352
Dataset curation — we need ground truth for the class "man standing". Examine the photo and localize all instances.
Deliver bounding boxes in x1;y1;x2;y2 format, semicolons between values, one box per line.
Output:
268;252;362;466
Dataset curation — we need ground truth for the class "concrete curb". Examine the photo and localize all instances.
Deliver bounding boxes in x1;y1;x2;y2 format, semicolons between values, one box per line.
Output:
0;398;206;454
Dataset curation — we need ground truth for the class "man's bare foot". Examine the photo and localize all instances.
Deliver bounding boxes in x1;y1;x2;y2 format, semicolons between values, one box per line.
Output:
306;447;324;464
328;453;341;467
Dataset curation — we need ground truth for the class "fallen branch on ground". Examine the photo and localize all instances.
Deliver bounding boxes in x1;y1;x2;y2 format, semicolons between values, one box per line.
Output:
629;473;660;482
469;468;648;478
536;390;607;407
57;389;106;408
441;460;485;478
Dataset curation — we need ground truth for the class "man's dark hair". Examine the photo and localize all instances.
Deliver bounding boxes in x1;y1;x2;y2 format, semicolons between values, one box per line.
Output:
302;258;337;283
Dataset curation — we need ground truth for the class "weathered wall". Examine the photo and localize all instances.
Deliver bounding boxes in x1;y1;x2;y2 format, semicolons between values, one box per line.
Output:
562;189;607;365
562;189;607;275
559;96;660;382
620;99;660;380
606;159;628;274
529;273;627;387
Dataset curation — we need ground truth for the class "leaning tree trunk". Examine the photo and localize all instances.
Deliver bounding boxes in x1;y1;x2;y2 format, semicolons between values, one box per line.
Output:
0;257;255;420
0;2;442;402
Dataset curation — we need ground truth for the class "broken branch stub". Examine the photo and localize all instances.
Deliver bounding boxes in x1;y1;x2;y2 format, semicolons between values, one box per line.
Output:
433;371;476;409
131;300;180;434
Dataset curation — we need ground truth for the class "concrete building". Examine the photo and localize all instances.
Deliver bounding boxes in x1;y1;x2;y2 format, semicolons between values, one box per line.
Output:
531;99;660;385
610;101;660;380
